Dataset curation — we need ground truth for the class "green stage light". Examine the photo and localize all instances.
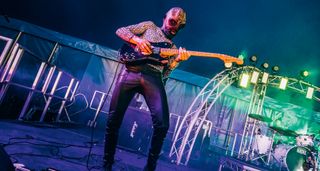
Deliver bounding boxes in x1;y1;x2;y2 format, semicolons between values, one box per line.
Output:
272;65;280;73
279;77;288;90
250;71;259;84
261;72;269;84
306;87;314;99
238;54;245;60
238;50;248;60
261;62;269;69
249;55;257;62
301;70;309;78
239;73;250;88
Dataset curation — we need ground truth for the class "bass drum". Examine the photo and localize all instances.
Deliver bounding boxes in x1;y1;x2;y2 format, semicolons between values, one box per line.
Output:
285;146;316;171
273;144;292;164
273;145;316;171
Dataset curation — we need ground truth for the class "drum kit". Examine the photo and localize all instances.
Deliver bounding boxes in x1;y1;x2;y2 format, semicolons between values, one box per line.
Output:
248;114;319;171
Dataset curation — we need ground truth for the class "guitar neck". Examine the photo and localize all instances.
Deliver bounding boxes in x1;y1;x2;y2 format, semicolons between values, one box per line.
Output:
160;48;244;65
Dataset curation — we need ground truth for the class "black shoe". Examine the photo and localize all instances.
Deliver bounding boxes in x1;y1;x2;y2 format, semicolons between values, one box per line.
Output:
143;153;158;171
103;154;114;171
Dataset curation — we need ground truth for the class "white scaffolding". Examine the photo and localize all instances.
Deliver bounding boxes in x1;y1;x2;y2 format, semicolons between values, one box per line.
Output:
169;65;320;166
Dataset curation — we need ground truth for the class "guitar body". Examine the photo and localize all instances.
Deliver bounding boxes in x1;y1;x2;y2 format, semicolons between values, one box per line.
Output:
118;42;172;65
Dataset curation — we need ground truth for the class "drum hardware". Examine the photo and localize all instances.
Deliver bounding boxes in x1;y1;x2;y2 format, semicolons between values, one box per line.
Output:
296;134;314;147
247;114;274;165
250;125;279;165
251;133;275;165
272;145;317;171
272;144;292;168
270;131;319;170
245;113;320;170
246;113;319;170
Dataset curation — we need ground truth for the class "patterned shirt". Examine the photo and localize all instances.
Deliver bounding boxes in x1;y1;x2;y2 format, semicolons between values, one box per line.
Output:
116;21;178;80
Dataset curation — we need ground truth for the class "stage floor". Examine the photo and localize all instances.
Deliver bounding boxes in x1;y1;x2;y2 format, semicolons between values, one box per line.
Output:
0;120;207;171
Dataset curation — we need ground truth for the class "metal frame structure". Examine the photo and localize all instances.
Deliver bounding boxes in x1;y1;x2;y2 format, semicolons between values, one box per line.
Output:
238;68;271;164
239;70;320;165
170;65;320;166
169;66;247;165
0;34;80;122
88;90;112;127
0;32;23;103
0;35;14;67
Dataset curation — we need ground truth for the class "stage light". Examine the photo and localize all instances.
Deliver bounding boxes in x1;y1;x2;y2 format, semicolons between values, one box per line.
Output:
261;62;269;69
238;54;245;60
250;71;259;84
261;72;269;84
279;77;288;90
272;65;280;73
239;73;250;88
300;70;309;78
224;62;232;68
249;55;257;62
238;50;248;61
306;87;314;99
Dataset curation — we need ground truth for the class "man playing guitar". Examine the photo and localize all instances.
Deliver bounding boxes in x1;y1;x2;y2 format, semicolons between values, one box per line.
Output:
103;7;190;171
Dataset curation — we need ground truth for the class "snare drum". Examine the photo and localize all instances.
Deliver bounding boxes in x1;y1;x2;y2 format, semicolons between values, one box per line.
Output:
296;134;314;147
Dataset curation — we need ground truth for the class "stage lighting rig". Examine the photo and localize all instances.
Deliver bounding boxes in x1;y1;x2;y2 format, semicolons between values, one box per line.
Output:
279;77;288;90
272;65;280;73
249;55;257;62
300;70;309;78
261;62;269;70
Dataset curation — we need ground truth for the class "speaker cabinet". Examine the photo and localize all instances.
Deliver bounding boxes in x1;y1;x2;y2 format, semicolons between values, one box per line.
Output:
117;107;153;154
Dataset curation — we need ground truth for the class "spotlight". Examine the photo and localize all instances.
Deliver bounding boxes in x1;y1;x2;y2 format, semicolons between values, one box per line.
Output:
239;73;250;88
261;62;269;69
261;72;269;84
272;65;280;73
279;77;288;90
238;54;245;60
249;55;257;62
224;62;232;68
306;87;314;99
300;70;309;78
250;71;259;84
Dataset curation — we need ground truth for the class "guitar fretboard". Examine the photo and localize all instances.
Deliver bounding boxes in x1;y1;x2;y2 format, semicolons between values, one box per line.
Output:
160;48;243;65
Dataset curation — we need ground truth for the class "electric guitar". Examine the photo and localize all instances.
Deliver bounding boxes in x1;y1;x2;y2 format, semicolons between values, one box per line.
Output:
119;42;244;67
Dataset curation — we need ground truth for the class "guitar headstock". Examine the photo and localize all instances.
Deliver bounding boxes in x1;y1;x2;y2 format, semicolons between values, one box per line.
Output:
220;54;244;68
226;58;244;65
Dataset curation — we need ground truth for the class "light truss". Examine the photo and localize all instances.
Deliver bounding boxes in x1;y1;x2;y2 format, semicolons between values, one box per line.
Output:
169;66;320;165
169;66;251;165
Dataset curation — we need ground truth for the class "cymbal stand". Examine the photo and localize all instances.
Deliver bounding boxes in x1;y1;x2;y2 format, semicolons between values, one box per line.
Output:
267;132;275;164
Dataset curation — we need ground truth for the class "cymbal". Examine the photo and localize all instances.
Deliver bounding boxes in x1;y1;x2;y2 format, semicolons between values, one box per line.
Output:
248;114;272;123
269;126;297;137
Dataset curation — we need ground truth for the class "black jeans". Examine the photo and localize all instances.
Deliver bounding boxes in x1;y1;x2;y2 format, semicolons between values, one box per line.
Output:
104;68;170;167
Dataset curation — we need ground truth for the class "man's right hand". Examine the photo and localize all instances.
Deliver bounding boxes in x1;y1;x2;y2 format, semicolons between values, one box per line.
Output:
130;36;152;55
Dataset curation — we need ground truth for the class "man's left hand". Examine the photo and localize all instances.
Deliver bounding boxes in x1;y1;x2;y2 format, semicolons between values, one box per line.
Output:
175;47;190;62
